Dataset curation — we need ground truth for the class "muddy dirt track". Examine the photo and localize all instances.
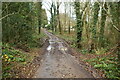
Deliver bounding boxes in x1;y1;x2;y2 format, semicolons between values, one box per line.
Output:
33;29;94;78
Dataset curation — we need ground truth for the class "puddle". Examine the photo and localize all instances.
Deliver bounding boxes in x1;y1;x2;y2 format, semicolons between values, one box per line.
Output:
58;41;67;52
47;39;55;51
59;47;68;51
47;45;54;51
49;42;55;45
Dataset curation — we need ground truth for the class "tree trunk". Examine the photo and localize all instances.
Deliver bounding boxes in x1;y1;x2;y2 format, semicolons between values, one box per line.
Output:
90;2;100;52
74;2;87;48
37;2;42;34
99;2;107;48
68;19;70;34
57;2;62;34
50;3;54;32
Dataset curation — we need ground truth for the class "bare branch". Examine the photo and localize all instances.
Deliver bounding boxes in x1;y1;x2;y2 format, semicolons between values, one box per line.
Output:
97;1;120;33
2;2;10;14
0;12;18;21
110;17;120;32
1;3;23;21
43;4;51;13
43;1;51;9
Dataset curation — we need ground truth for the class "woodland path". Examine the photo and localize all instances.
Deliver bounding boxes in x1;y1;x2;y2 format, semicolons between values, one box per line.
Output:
33;29;94;78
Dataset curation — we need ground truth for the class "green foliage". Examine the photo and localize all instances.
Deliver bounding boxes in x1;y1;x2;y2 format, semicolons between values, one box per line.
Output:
2;43;27;78
41;9;48;26
2;2;47;50
95;48;108;55
2;3;34;49
46;24;52;30
2;43;26;62
80;49;89;54
2;3;48;78
109;2;120;28
86;55;119;79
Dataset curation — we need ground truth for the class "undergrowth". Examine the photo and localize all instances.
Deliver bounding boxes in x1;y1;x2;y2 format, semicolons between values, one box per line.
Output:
2;30;47;78
85;54;119;79
2;43;28;78
55;31;120;79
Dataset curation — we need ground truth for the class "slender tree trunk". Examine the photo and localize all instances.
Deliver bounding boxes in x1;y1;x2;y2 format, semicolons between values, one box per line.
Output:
68;4;71;34
39;21;41;34
57;2;62;34
90;2;100;52
99;2;107;48
37;2;42;34
53;3;57;32
50;3;54;32
68;19;70;34
7;4;9;42
64;3;67;32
